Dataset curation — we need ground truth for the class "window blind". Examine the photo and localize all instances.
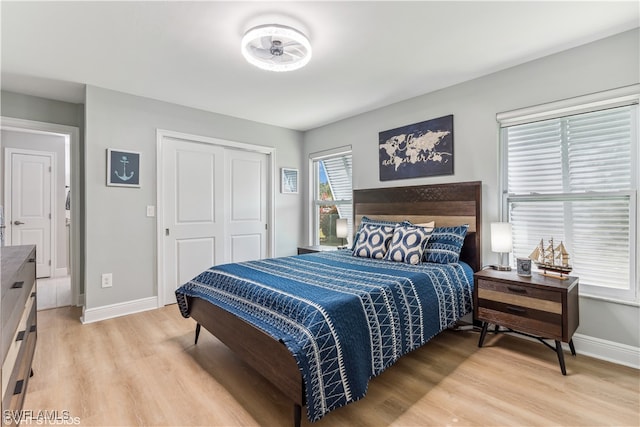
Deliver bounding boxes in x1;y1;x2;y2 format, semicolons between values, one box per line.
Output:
504;104;637;300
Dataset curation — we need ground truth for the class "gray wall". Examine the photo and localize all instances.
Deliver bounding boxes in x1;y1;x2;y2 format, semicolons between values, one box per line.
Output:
303;29;640;348
1;91;84;128
1;130;68;271
84;85;304;309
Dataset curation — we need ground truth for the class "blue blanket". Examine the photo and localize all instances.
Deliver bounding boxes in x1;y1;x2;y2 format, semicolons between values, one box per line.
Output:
175;250;473;421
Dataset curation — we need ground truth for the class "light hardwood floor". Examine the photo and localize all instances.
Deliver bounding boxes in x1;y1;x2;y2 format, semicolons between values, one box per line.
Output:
24;306;639;426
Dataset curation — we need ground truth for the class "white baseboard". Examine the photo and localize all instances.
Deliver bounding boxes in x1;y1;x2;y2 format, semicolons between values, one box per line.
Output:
76;293;85;307
504;330;639;369
81;296;158;324
571;333;640;369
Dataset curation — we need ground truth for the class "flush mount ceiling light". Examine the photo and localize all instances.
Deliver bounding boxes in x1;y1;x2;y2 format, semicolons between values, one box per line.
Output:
241;24;312;72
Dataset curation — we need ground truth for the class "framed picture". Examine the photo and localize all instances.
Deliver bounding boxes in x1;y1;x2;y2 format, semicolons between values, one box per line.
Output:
378;114;454;181
281;168;298;194
107;149;141;187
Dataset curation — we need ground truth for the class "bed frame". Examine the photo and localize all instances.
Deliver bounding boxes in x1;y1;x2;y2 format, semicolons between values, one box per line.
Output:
187;181;482;426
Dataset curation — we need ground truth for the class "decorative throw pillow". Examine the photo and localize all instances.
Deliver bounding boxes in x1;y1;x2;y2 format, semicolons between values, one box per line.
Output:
351;216;405;250
384;224;433;265
423;224;469;264
352;223;395;259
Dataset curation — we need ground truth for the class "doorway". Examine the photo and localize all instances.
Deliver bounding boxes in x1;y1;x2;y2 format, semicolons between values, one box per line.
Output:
156;129;275;306
1;117;81;309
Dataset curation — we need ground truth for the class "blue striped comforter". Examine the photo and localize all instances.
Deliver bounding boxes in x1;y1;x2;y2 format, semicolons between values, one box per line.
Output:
175;250;473;421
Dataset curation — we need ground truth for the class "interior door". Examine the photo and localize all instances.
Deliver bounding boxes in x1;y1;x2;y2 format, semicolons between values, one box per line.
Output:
162;138;225;304
9;151;52;278
225;149;268;262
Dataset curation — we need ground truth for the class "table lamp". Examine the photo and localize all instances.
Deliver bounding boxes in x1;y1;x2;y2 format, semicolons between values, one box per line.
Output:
491;222;512;271
336;218;348;249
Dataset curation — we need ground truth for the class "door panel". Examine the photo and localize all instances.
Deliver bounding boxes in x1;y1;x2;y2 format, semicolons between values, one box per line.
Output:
176;151;215;223
176;238;215;284
231;159;262;221
226;150;268;263
163;138;224;304
10;152;52;278
231;234;262;263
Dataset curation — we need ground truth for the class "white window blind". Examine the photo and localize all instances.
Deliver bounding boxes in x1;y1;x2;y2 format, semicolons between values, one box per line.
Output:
502;104;638;302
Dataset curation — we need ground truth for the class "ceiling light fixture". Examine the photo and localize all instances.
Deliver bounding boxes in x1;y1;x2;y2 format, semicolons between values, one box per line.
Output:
241;24;312;72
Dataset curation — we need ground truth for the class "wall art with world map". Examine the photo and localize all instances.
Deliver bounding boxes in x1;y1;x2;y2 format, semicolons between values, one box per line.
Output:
378;114;454;181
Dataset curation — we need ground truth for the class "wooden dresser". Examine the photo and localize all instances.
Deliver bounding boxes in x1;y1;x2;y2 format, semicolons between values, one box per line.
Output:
1;245;37;418
474;268;579;374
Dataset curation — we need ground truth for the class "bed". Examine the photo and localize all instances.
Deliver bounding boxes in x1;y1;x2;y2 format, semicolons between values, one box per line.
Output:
175;181;482;426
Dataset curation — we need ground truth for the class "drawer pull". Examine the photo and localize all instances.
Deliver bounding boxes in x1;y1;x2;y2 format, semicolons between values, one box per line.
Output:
30;325;37;333
28;258;36;263
507;286;527;294
16;330;26;341
506;305;527;314
11;281;24;289
13;380;24;395
31;291;37;298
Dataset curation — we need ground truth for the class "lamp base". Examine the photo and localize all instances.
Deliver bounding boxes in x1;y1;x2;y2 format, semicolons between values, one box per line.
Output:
491;264;512;271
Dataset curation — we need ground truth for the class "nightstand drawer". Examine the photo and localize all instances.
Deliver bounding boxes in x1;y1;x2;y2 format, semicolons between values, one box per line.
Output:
477;306;562;339
478;279;561;304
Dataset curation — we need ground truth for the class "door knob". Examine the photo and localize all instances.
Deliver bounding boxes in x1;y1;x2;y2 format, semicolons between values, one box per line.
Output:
13;220;24;225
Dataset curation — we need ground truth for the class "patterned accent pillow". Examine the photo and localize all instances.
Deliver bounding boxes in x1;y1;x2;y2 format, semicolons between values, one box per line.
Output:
351;216;405;250
352;223;395;259
423;224;469;264
384;224;433;265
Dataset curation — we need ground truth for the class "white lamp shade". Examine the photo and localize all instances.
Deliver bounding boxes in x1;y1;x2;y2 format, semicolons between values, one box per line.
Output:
491;222;513;253
336;218;348;239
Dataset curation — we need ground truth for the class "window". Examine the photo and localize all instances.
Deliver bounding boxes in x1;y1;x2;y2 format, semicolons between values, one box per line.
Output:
310;147;353;247
499;90;638;303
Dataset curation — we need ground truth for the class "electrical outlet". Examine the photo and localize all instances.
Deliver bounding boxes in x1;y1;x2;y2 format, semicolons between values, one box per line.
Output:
146;205;155;217
101;273;113;288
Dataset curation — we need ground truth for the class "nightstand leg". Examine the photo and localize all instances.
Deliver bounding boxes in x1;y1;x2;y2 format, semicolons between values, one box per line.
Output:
555;340;567;375
569;339;576;356
478;322;489;347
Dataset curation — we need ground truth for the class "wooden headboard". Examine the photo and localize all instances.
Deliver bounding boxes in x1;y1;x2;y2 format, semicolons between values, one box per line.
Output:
353;181;482;272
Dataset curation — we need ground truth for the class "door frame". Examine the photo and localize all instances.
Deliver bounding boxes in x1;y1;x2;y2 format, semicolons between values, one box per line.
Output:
1;117;81;305
4;147;55;277
156;129;276;306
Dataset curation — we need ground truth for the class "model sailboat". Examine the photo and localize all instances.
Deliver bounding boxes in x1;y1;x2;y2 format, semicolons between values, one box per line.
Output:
529;238;572;278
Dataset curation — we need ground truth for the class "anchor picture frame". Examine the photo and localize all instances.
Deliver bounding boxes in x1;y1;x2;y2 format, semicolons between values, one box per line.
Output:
107;149;141;187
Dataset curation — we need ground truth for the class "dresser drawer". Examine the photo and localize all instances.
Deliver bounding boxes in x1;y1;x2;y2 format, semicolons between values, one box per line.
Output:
1;246;36;360
2;282;36;398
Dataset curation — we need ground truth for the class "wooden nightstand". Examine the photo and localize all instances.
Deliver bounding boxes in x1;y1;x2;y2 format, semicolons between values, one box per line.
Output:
297;245;341;255
474;269;579;375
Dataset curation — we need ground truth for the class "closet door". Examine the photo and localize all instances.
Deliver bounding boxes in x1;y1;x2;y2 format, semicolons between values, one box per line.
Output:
225;149;268;263
162;138;224;305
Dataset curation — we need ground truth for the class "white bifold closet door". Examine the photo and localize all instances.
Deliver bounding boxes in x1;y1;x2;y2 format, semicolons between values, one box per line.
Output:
162;138;268;305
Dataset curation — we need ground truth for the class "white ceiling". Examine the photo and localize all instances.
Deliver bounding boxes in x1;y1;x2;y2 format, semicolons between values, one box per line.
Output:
1;1;638;131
